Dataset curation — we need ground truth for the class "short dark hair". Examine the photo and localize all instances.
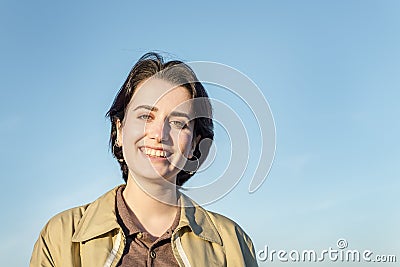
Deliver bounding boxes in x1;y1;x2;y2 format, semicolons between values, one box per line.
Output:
106;52;214;186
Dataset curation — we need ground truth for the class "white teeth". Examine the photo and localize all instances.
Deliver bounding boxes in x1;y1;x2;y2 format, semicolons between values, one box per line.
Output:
143;148;167;158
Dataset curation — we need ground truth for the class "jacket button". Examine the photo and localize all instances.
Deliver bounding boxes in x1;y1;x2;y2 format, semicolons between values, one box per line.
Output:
137;232;143;239
150;251;156;259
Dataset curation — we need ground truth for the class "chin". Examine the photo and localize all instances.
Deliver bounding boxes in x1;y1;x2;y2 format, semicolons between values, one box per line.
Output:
139;171;176;183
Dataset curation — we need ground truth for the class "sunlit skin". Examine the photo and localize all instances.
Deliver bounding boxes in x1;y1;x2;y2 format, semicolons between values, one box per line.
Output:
116;78;199;237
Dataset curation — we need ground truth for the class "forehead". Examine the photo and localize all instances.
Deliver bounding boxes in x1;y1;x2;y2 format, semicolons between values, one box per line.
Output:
128;78;193;112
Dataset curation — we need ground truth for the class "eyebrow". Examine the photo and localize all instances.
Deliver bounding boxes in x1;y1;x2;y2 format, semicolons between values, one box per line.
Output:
169;111;191;120
133;105;191;120
133;105;158;112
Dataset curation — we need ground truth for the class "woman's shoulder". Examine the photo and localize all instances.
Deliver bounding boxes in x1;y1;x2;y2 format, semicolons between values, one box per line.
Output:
180;193;251;239
205;209;239;228
39;185;121;240
203;208;252;240
47;203;89;226
200;207;258;265
39;203;90;241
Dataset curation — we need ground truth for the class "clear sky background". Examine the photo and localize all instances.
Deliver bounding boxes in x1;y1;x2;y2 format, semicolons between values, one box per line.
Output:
1;0;399;266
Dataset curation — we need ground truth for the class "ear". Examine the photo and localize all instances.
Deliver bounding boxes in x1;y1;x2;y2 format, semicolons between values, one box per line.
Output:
189;135;201;159
115;119;123;147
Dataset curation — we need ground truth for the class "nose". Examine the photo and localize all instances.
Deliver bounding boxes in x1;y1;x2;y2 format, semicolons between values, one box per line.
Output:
147;118;169;142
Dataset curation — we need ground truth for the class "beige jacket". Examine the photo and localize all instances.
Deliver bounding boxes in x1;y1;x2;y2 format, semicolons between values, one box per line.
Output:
30;185;258;266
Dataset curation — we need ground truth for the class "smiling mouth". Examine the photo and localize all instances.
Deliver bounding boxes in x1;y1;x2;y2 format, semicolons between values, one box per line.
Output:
140;147;170;158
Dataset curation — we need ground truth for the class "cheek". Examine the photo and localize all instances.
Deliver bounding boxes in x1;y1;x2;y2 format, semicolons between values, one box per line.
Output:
175;131;193;156
121;121;145;146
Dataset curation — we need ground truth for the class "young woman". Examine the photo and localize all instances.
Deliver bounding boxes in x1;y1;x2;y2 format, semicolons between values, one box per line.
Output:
30;52;258;267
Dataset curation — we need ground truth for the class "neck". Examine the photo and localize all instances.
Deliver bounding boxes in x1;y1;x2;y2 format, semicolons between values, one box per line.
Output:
123;173;179;229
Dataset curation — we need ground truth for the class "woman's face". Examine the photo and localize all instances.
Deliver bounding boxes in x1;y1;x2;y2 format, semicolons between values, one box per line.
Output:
117;78;197;183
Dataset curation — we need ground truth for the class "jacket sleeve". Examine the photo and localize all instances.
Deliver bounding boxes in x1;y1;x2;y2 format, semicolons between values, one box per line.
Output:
30;227;56;267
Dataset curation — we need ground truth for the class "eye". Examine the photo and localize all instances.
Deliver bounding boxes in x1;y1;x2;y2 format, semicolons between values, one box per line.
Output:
170;120;187;129
138;113;152;120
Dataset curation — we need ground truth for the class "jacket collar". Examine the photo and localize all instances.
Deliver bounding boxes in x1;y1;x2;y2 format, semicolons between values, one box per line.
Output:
72;185;122;242
177;193;222;246
71;185;222;246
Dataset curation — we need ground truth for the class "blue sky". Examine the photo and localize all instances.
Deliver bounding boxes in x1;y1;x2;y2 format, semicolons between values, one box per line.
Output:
1;0;399;266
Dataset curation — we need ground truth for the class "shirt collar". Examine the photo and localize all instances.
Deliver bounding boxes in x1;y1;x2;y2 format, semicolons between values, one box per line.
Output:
71;185;222;246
